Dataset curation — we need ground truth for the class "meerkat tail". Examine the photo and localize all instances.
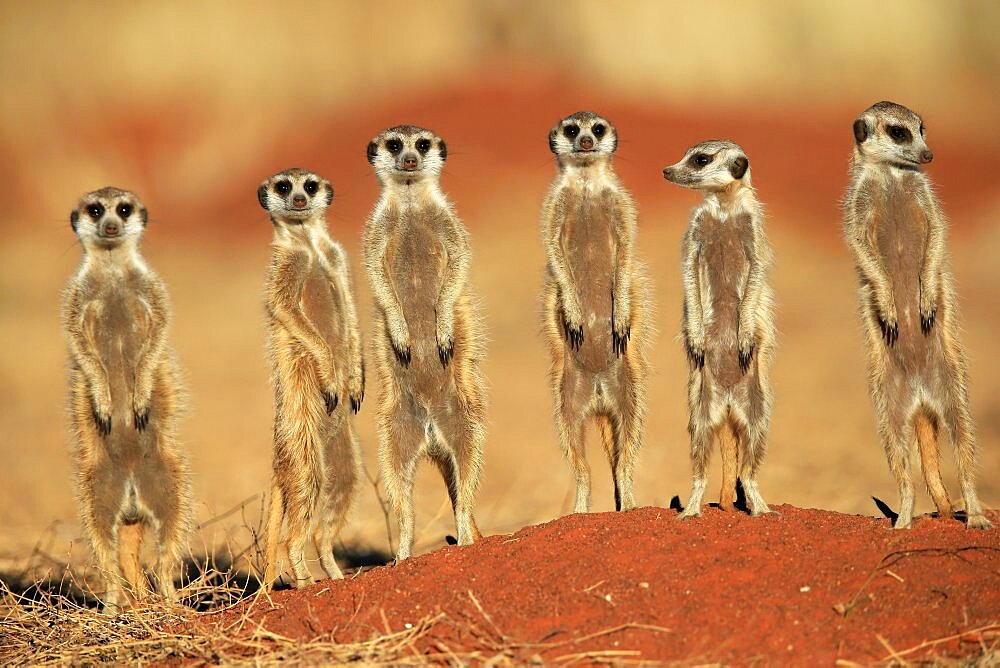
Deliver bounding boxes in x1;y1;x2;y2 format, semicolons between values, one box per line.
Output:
117;522;147;603
262;481;284;587
718;423;740;512
914;412;953;519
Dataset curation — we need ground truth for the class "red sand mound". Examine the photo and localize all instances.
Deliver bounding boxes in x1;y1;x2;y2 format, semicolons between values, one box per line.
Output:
207;506;1000;664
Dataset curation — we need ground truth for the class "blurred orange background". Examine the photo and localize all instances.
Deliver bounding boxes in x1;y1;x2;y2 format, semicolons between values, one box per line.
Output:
1;1;998;569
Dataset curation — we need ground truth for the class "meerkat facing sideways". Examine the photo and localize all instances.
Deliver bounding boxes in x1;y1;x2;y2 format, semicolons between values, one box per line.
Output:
259;168;365;588
540;111;651;514
63;188;191;612
363;125;487;561
663;140;777;519
844;101;991;530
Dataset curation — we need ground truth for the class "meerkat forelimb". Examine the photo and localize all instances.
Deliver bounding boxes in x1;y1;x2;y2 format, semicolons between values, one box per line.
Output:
663;140;777;519
363;126;487;561
540;111;652;514
258;168;365;588
843;101;991;530
63;188;191;613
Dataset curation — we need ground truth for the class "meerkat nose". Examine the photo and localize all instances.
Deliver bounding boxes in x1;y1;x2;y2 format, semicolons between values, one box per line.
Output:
102;220;120;236
402;156;418;170
579;136;594;150
662;167;674;181
920;149;934;164
292;194;307;207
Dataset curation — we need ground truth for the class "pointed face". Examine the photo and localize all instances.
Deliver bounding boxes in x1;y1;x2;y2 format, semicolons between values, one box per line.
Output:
257;168;334;223
70;187;148;249
366;125;447;184
852;101;933;168
548;111;618;162
662;140;750;192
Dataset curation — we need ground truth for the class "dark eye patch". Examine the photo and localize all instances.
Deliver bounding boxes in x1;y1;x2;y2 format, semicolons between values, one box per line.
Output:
86;203;104;219
304;180;319;195
275;180;292;195
416;138;431;154
688;153;713;168
887;125;912;143
563;124;580;139
117;202;132;218
386;138;403;154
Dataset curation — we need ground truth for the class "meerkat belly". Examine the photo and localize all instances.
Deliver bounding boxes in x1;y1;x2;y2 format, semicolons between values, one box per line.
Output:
564;195;615;372
389;211;449;395
300;265;346;362
700;216;747;389
875;178;932;370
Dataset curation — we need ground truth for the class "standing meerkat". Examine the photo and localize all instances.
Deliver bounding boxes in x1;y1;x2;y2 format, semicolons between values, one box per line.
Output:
62;187;191;612
843;101;991;530
363;125;487;561
258;168;365;588
540;111;651;514
662;140;776;519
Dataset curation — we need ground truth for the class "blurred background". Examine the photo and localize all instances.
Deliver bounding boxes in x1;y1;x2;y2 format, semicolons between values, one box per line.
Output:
1;1;998;574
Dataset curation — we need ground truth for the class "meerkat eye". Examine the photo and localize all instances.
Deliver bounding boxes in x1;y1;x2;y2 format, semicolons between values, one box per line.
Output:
887;125;912;143
116;203;133;218
275;180;292;195
563;124;580;139
86;203;104;219
416;138;431;154
386;138;403;154
592;123;606;138
689;153;713;168
304;181;319;195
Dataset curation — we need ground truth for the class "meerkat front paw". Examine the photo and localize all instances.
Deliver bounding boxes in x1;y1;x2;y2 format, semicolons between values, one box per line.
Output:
132;388;152;431
738;329;755;373
389;319;412;367
436;318;455;367
612;315;631;357
685;333;705;369
92;392;113;436
322;389;339;415
348;371;364;413
875;296;898;347
562;299;585;351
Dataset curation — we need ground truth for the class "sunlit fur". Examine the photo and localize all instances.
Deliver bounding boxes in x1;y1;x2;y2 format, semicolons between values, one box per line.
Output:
663;140;776;519
540;111;651;514
258;168;365;588
843;101;991;530
362;126;487;560
62;187;191;613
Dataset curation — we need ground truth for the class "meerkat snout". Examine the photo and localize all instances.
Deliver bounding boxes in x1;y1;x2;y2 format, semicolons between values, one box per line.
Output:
101;219;121;237
920;149;934;163
662;166;675;181
401;153;419;171
579;135;594;150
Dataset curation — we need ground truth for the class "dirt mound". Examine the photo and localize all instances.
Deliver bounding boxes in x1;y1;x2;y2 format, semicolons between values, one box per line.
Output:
204;505;1000;664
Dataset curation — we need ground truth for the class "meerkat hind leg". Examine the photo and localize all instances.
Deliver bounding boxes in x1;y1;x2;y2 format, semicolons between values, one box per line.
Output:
718;423;740;512
947;404;994;529
914;412;953;519
678;428;712;520
885;429;916;529
284;511;314;588
382;416;421;560
557;406;591;513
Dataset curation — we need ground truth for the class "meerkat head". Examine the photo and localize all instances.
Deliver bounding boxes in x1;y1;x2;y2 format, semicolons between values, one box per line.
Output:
70;187;148;250
852;101;933;169
257;168;334;224
366;125;447;185
548;111;618;166
662;140;751;192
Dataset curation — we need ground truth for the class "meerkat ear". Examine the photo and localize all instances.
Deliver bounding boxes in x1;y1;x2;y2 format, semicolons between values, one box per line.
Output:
548;129;558;154
324;182;334;206
366;141;378;165
70;209;79;232
438;139;447;161
853;118;869;143
139;208;148;226
257;184;269;210
729;156;749;180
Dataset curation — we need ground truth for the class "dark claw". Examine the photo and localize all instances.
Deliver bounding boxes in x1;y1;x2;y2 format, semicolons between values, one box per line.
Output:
563;321;584;351
133;407;150;431
878;317;898;347
739;343;754;373
613;324;631;357
438;338;455;367
350;394;362;414
393;344;411;367
93;411;112;436
921;308;936;335
686;343;705;369
322;391;338;415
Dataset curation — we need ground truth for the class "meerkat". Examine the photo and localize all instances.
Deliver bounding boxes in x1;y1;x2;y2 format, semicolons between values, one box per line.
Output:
540;111;651;514
362;125;487;561
258;168;365;588
843;101;991;530
662;140;777;519
62;188;191;613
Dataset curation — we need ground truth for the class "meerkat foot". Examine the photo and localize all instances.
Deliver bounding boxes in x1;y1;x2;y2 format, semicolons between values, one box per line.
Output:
966;514;994;530
892;516;913;530
677;506;701;521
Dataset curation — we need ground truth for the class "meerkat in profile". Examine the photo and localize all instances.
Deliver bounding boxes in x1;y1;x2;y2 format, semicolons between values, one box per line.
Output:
62;188;191;612
258;168;365;588
662;140;776;519
844;101;991;530
540;111;651;514
363;126;487;561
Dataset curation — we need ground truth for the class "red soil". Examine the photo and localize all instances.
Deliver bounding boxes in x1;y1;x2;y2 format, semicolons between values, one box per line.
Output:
206;505;1000;664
